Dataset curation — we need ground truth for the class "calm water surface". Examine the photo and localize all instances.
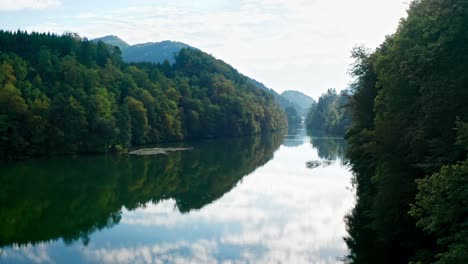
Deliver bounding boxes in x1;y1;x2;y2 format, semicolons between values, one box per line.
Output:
0;127;354;263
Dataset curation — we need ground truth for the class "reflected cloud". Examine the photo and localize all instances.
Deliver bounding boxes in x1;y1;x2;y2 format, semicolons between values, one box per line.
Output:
115;139;353;263
83;240;218;264
0;134;354;263
0;134;283;248
3;244;53;264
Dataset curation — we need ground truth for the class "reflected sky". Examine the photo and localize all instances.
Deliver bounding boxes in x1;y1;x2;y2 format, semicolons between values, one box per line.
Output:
1;131;354;264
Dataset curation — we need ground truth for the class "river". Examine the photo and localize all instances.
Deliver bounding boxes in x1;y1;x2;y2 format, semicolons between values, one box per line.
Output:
0;126;354;263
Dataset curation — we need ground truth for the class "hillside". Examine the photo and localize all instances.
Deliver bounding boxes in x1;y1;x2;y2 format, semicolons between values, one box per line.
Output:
94;35;309;116
248;78;295;109
92;35;130;50
281;90;315;116
0;31;286;159
94;35;192;64
123;41;193;64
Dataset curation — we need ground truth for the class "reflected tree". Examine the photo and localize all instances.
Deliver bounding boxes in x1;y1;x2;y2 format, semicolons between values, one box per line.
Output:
0;133;283;248
310;137;347;161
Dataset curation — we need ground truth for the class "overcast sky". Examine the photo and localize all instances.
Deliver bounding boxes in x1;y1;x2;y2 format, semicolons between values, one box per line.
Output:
0;0;411;99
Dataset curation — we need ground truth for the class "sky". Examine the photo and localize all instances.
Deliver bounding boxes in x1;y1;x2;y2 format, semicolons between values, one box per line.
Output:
0;0;411;99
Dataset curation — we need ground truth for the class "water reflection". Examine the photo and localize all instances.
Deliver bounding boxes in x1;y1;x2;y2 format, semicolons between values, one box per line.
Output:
283;124;307;148
0;134;283;248
0;131;354;264
310;137;348;161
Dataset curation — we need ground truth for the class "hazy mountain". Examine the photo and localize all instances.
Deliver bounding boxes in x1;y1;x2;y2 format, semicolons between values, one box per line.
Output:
281;90;315;116
249;79;316;122
92;35;130;50
94;35;310;113
93;35;193;64
248;78;296;109
123;41;194;64
281;90;315;110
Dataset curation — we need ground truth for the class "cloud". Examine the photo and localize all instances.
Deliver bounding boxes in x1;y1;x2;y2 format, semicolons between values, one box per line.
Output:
4;244;53;264
0;138;355;263
83;240;219;264
0;0;60;11
15;0;410;98
117;142;355;263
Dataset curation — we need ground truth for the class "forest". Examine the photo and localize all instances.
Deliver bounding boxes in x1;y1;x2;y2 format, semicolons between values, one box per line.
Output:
344;0;468;263
306;88;351;136
0;31;286;159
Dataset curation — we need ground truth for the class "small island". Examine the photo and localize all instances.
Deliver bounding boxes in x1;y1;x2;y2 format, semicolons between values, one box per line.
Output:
129;147;193;156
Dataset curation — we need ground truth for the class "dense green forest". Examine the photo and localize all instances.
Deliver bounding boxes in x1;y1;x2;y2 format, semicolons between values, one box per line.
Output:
344;0;468;263
0;31;286;159
306;88;351;136
94;35;314;122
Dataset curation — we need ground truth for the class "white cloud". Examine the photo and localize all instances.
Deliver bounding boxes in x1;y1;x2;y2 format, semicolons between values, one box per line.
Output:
0;137;355;263
4;244;53;264
118;140;354;263
17;0;411;98
0;0;60;11
83;240;219;264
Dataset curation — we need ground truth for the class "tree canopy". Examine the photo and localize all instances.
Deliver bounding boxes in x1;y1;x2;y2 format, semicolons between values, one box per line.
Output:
344;0;468;263
306;88;351;136
0;30;286;159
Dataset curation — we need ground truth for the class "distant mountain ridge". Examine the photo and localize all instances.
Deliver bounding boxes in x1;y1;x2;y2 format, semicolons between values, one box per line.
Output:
93;35;130;50
247;78;296;109
281;90;315;116
94;35;314;115
93;35;194;64
123;41;194;64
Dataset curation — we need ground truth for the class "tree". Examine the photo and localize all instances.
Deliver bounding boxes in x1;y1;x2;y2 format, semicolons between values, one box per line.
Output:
0;30;287;159
410;160;468;264
125;96;148;145
115;103;131;150
285;106;301;127
344;0;468;263
49;95;88;153
306;88;350;136
0;73;30;159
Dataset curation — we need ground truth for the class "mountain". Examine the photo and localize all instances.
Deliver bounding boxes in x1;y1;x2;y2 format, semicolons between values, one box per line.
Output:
248;78;295;109
123;41;194;64
281;90;315;112
94;35;311;116
0;30;286;159
92;35;130;50
93;35;193;64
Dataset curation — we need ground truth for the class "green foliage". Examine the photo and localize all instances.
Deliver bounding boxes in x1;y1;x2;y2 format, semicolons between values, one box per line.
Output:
0;134;283;247
0;30;286;159
345;0;468;263
285;106;301;127
306;88;351;136
410;160;468;264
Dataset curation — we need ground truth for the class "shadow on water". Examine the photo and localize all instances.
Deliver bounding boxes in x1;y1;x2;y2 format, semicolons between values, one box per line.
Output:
0;133;283;248
310;137;347;161
304;130;348;170
283;124;308;148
